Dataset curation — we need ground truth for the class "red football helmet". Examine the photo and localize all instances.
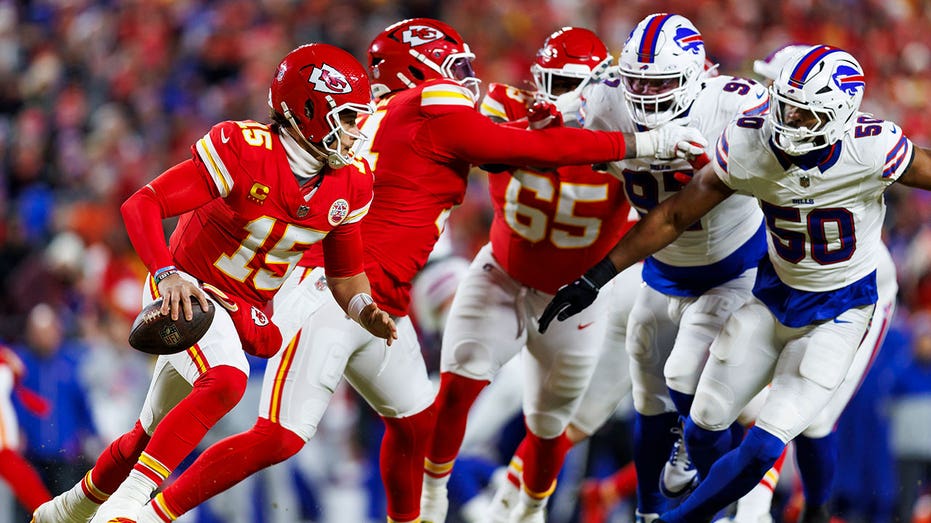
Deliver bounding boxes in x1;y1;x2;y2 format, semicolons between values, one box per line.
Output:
532;27;611;103
367;18;479;99
269;43;374;167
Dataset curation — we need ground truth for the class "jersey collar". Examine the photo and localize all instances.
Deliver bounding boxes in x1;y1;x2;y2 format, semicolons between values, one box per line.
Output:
768;138;843;173
279;129;325;181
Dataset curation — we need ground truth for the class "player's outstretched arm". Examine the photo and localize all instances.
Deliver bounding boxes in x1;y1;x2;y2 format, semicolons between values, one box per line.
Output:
435;109;706;168
539;161;733;333
897;147;931;190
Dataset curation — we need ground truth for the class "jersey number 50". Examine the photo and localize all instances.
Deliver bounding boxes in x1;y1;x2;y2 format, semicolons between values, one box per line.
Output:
761;201;856;264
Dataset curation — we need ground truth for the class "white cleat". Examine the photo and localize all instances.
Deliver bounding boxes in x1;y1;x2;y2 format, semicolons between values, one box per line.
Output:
486;471;519;523
635;510;661;523
506;499;545;523
32;489;99;523
88;494;143;523
659;427;698;498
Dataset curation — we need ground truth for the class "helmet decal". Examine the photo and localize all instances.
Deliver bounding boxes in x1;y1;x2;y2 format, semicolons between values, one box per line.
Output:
674;26;704;54
309;64;352;94
788;45;840;87
637;13;673;63
401;25;446;46
832;65;865;95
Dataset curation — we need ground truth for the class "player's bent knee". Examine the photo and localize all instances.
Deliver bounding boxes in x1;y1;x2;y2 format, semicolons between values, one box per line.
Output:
196;365;248;411
689;386;735;431
447;340;497;379
525;411;566;439
252;418;306;463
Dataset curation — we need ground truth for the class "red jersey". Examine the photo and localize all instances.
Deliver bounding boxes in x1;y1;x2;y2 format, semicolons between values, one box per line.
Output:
304;79;631;315
169;120;373;306
480;83;633;294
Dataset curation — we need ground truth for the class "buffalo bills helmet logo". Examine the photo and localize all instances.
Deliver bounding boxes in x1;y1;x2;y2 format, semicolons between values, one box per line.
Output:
308;63;351;94
831;65;865;96
674;27;703;54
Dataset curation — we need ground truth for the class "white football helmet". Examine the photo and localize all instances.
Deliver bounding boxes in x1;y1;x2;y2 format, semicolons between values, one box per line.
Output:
769;45;865;155
618;13;706;128
753;44;810;82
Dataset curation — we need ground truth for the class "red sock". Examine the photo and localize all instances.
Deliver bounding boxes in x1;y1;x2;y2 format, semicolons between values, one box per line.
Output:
381;405;436;522
135;366;247;484
520;427;573;496
158;417;304;517
0;448;51;511
606;461;638;499
425;373;488;471
508;437;531;486
761;447;787;491
88;420;150;497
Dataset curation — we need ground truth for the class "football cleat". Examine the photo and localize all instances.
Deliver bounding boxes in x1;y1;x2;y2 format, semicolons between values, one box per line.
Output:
487;471;519;523
659;427;699;498
506;499;546;523
635;511;661;523
31;488;99;523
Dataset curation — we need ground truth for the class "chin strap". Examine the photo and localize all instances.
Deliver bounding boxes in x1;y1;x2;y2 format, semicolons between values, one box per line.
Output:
280;102;348;169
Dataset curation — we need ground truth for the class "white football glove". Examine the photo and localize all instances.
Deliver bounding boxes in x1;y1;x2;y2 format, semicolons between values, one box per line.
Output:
634;125;708;161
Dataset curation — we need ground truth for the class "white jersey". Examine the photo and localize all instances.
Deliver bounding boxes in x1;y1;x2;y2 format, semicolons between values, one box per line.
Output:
713;112;912;324
584;75;770;294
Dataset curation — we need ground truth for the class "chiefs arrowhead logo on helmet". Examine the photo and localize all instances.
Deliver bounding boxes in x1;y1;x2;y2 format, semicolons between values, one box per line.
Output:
401;25;445;46
309;63;352;94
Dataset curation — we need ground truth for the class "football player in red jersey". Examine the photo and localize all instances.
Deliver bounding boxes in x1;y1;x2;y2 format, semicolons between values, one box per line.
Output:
0;345;53;514
420;27;642;523
31;43;395;523
118;17;707;523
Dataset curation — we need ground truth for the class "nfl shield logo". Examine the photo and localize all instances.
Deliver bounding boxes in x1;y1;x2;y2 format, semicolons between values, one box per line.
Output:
297;205;309;217
800;176;810;188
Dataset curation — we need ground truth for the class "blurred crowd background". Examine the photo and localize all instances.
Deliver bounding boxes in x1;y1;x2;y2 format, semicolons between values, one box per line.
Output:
1;0;931;522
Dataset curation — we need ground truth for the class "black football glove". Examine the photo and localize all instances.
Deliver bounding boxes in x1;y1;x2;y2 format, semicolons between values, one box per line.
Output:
538;257;618;333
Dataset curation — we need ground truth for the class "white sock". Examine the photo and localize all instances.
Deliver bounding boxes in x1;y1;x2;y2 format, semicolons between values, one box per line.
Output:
517;489;546;511
423;470;451;492
136;502;166;523
110;470;159;506
733;482;775;522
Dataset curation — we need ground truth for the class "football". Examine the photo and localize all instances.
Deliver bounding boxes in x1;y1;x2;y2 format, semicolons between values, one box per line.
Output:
128;298;215;355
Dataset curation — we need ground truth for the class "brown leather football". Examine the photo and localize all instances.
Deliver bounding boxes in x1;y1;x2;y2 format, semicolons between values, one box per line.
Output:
128;298;215;355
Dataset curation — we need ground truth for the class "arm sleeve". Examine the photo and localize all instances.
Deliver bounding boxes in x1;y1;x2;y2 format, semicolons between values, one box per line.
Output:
321;220;366;278
120;159;220;274
424;109;627;167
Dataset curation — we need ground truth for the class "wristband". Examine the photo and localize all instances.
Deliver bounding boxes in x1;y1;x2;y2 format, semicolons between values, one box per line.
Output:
633;131;655;158
581;257;619;290
347;293;375;323
153;265;179;285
